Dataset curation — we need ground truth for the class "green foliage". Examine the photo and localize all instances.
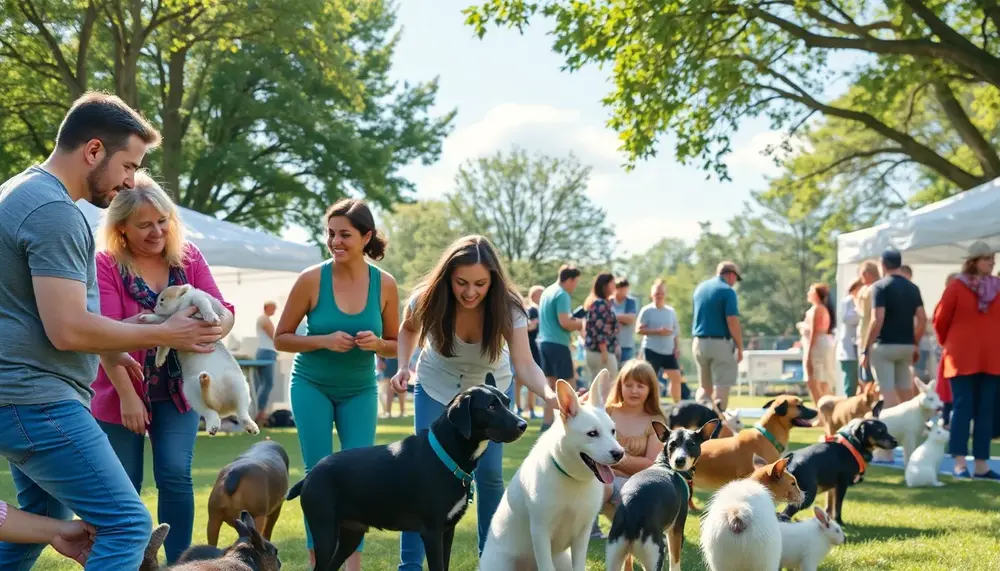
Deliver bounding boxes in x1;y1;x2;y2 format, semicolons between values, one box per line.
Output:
0;0;454;234
378;200;464;296
465;0;1000;218
447;147;617;280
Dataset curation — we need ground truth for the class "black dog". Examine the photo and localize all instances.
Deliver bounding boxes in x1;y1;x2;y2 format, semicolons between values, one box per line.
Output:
606;418;720;571
285;374;527;571
779;418;897;525
668;401;726;436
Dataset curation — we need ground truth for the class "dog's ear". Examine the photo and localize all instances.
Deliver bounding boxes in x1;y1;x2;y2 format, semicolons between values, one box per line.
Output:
140;524;170;571
484;373;496;388
651;420;670;443
773;400;789;417
588;370;610;410
770;456;790;479
235;511;266;552
556;379;580;418
761;399;775;410
924;419;935;431
447;394;473;439
699;418;721;441
752;453;768;469
176;284;193;297
871;399;884;418
813;506;829;527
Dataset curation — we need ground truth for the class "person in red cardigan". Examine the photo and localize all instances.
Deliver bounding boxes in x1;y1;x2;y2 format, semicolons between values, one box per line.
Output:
91;172;234;561
933;242;1000;480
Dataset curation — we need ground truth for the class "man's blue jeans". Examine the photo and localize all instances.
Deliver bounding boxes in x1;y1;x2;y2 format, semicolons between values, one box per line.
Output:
254;348;278;412
0;400;152;570
99;401;199;563
398;383;508;570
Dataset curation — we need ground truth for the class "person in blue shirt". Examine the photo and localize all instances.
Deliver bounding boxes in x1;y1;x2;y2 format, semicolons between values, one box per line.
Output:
611;277;639;363
537;264;585;430
691;261;744;409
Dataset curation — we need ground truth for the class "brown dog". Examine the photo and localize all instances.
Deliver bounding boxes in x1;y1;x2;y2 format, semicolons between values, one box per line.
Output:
817;382;884;436
747;453;805;507
207;439;289;546
691;395;818;492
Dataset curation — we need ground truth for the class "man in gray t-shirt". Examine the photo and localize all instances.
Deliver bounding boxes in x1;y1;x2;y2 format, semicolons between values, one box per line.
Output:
0;93;222;569
611;277;639;362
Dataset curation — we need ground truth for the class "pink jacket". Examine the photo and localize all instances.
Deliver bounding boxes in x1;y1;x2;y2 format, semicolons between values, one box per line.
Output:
90;243;235;425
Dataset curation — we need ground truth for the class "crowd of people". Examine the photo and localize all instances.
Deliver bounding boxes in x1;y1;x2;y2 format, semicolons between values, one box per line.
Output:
1;90;997;571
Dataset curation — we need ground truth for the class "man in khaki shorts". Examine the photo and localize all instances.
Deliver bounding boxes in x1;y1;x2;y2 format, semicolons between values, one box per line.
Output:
691;262;744;409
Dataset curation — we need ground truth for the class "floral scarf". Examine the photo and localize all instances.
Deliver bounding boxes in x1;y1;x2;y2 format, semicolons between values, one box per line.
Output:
122;265;190;413
957;273;1000;313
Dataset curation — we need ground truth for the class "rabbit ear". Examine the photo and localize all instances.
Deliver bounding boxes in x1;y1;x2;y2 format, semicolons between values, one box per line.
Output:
140;524;170;571
236;510;266;552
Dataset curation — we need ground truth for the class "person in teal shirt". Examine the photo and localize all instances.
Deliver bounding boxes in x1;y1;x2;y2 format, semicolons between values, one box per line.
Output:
274;199;400;571
537;264;584;430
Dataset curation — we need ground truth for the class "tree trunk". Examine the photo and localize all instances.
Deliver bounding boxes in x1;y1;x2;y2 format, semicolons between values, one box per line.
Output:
161;47;188;199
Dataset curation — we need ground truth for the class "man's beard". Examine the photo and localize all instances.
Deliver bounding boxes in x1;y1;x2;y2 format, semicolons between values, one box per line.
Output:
86;159;121;208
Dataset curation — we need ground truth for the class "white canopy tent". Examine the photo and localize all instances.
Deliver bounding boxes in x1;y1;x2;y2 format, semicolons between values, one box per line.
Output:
836;177;1000;320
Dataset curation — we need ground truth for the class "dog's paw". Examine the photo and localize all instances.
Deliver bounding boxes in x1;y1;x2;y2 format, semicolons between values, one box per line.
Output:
202;310;221;325
244;420;260;435
933;480;945;487
138;313;161;324
206;421;222;436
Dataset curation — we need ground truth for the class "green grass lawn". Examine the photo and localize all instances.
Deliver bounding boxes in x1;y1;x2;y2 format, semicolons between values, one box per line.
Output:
4;394;1000;570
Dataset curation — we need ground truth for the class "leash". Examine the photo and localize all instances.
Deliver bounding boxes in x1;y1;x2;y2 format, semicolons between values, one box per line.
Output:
752;423;785;454
824;430;869;483
428;429;476;505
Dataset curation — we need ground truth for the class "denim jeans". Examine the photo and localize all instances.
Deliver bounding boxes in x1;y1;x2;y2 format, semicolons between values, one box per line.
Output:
398;383;509;570
255;348;278;412
619;347;635;363
98;401;200;563
0;400;152;570
948;373;999;460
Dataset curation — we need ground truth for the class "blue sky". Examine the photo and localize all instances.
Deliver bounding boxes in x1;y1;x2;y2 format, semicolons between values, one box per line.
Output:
289;1;790;255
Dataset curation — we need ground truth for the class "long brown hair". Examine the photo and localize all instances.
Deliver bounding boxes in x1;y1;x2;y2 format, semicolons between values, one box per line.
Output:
605;360;665;418
584;272;615;310
411;235;525;362
809;282;836;333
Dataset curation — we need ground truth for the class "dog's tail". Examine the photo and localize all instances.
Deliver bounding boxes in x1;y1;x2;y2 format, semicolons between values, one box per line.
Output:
725;504;751;535
139;523;170;571
286;479;304;501
223;465;248;496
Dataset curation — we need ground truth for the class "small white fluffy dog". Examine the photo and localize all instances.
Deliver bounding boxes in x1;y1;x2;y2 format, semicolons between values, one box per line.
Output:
480;370;625;571
876;378;943;466
700;456;790;571
139;284;258;435
778;507;845;571
904;418;950;487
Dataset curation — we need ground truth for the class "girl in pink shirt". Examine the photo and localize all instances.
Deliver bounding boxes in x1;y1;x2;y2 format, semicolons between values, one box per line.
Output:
91;173;233;562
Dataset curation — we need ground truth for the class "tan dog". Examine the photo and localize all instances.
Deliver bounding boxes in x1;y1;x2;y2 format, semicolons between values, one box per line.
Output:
817;383;884;436
747;454;805;506
207;439;290;546
692;395;818;492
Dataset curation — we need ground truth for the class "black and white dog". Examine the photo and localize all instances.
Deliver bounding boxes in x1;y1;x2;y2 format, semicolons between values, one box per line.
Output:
285;374;526;571
606;418;720;571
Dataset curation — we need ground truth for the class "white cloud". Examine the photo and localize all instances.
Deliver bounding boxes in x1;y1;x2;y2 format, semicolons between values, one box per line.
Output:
726;130;810;177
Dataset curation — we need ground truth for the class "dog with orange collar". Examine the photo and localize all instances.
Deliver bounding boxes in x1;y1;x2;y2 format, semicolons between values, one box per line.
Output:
778;419;897;525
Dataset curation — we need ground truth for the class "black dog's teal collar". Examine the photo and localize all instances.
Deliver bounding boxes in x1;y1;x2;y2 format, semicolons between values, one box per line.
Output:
753;423;785;454
429;429;475;504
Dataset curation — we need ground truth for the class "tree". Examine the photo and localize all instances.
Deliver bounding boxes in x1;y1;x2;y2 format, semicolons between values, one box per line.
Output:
447;147;618;280
465;1;1000;201
378;200;463;295
0;0;454;234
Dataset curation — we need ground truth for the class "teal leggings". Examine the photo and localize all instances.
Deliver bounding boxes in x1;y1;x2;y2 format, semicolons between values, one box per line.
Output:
290;380;379;551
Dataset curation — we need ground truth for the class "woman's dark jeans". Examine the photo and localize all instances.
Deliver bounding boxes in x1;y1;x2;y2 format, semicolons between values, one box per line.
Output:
948;373;999;460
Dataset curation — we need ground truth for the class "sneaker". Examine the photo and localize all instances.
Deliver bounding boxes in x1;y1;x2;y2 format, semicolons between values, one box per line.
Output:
954;468;971;478
974;469;1000;480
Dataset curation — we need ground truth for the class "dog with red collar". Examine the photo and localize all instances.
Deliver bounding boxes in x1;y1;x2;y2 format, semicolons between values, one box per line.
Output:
778;419;897;525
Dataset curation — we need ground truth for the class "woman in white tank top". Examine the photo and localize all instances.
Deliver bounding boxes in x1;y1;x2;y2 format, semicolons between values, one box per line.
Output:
797;283;837;406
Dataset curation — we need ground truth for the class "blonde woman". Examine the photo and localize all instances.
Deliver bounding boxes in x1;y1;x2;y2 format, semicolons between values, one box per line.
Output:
91;172;234;562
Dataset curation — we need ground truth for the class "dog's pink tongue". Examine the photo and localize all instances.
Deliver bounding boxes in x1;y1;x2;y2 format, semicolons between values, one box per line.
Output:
596;463;615;484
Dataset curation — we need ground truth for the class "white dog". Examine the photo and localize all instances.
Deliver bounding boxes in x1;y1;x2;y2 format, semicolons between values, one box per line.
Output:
876;378;943;466
480;370;624;571
778;506;845;571
904;418;950;487
139;284;258;436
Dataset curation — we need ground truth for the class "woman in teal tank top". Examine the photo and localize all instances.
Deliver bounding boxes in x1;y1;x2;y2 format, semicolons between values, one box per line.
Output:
273;199;399;571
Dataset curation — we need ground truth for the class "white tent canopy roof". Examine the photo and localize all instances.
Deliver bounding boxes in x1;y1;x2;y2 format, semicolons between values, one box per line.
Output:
837;178;1000;265
77;200;322;273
